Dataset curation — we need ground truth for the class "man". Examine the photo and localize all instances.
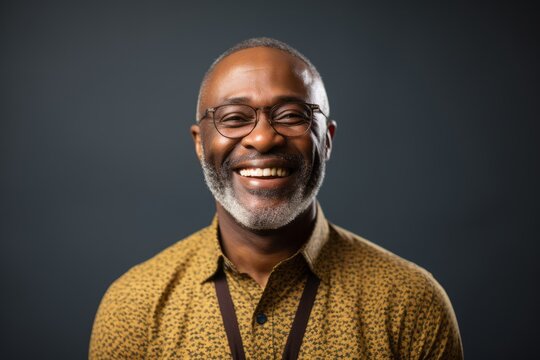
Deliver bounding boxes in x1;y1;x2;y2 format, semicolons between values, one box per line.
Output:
90;38;463;359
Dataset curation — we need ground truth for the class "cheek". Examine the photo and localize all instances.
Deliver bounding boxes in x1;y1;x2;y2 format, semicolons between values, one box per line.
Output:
290;134;318;165
202;132;237;165
210;135;233;151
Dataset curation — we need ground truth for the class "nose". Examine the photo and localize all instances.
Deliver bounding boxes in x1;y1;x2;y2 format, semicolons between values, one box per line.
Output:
240;110;286;153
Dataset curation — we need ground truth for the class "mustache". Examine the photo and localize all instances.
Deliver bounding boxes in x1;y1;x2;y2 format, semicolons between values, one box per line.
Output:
222;152;305;172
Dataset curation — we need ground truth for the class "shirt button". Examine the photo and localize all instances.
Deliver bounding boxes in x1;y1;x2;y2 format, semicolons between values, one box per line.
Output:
256;313;267;325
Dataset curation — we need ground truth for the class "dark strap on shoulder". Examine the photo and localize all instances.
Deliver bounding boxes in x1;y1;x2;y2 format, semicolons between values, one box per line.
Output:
214;268;320;360
282;271;320;360
214;269;247;360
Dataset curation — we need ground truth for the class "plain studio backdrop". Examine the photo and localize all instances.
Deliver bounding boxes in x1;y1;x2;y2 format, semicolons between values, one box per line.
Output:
1;0;538;359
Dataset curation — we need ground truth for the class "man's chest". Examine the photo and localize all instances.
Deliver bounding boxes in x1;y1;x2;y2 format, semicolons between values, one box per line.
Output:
144;279;396;359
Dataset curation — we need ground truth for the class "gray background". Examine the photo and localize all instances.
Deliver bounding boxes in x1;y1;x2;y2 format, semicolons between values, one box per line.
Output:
1;0;538;359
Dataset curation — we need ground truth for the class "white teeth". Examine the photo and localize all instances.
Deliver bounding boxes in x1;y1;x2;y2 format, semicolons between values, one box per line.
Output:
238;168;289;177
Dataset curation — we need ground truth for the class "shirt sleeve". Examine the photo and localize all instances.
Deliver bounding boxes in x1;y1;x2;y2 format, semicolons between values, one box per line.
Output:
89;272;150;360
406;275;464;360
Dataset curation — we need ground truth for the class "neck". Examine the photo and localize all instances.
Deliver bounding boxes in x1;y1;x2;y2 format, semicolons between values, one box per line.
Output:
216;201;317;288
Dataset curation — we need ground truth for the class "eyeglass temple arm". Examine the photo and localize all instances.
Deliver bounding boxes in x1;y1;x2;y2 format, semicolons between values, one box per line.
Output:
197;108;216;123
310;104;331;124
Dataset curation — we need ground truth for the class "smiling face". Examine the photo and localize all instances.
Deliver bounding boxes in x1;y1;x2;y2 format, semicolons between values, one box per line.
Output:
192;47;335;230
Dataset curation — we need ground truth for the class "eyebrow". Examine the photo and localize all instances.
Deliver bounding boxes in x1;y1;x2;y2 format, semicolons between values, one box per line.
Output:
221;95;307;106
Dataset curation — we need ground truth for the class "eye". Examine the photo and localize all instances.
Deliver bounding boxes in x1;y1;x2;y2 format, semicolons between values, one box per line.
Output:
214;104;256;128
218;113;255;128
272;103;311;125
273;111;310;126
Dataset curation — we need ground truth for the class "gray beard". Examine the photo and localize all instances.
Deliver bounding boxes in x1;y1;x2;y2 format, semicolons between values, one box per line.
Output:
200;149;326;230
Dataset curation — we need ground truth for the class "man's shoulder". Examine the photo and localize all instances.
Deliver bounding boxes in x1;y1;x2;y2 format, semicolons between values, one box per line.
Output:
103;224;215;298
90;225;217;358
325;223;463;359
326;223;442;297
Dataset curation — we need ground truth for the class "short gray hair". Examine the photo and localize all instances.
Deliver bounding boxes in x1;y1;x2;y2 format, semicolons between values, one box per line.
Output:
196;37;327;120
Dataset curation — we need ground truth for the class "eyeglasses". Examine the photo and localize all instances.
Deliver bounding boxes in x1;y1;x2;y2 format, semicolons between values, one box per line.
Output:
198;102;327;139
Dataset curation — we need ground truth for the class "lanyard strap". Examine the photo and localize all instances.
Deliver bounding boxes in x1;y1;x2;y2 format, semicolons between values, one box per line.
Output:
214;268;320;360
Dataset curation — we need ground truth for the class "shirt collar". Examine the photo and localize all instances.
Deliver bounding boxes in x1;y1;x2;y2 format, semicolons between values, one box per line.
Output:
300;203;330;281
195;215;222;284
197;202;331;284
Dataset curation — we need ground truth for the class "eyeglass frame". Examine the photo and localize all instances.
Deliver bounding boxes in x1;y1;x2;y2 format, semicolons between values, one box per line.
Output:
197;101;329;139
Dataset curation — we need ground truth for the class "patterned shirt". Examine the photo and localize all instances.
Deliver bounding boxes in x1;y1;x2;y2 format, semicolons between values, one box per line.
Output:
90;206;463;359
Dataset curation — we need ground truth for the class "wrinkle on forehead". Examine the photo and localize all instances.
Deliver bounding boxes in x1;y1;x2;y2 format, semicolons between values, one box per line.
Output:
234;66;277;73
211;67;309;102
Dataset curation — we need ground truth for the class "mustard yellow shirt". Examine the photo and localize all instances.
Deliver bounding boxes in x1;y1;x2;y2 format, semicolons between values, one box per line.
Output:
90;207;463;359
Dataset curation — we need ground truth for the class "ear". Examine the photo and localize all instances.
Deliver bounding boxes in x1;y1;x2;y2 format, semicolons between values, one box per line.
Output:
324;120;337;160
190;124;203;162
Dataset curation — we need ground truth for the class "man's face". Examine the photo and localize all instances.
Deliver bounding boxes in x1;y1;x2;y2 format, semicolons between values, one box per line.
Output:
192;47;335;230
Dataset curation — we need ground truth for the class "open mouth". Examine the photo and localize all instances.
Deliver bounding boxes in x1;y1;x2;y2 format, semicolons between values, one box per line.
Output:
238;167;290;178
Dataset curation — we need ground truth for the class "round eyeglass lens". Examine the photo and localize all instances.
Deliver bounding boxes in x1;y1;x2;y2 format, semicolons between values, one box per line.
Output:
270;103;312;137
214;105;257;138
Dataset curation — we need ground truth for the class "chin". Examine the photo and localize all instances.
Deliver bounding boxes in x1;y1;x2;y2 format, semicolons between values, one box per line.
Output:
217;184;313;230
239;190;294;207
225;199;306;230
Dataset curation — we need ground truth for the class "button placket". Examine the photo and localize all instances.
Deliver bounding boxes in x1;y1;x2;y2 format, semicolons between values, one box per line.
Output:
251;291;275;357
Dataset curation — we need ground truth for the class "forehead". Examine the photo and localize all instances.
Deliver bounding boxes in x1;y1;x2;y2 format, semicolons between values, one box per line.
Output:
203;47;316;106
